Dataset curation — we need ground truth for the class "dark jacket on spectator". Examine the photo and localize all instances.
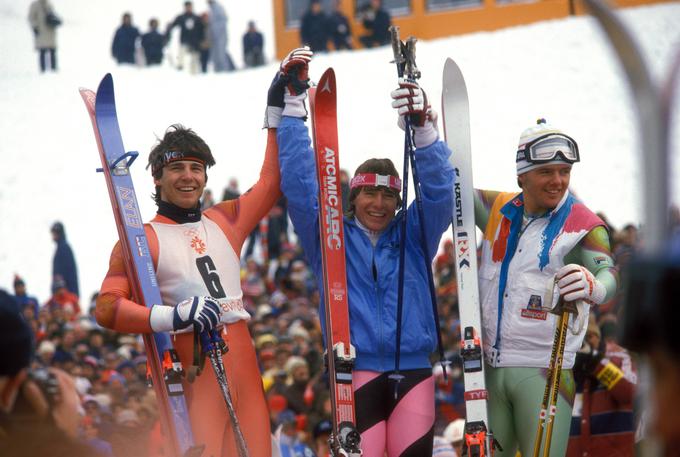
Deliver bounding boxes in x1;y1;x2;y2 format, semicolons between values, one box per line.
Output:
112;24;139;64
141;30;166;65
52;224;79;297
168;12;204;51
300;10;328;52
361;7;391;47
243;29;264;67
328;10;352;50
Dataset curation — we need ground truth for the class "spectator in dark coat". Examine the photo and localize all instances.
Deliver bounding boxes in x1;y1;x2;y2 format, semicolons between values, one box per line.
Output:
300;0;328;53
359;0;391;48
141;18;166;66
111;13;139;64
51;221;79;298
13;275;39;317
243;20;265;68
166;1;204;73
328;0;352;50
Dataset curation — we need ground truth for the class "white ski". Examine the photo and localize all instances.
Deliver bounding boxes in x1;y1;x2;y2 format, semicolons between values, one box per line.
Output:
442;57;496;456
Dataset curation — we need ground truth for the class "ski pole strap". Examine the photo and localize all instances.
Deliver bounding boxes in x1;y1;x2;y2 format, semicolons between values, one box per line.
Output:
191;329;206;380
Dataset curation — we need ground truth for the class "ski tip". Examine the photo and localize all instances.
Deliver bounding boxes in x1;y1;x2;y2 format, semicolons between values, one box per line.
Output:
79;88;96;109
317;67;336;94
97;73;114;95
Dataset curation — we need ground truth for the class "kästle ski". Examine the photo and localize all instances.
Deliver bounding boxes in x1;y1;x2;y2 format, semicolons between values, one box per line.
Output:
80;74;202;457
442;58;497;456
309;68;362;457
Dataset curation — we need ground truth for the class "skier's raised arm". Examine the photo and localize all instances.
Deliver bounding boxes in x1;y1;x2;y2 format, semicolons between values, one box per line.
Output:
207;127;281;251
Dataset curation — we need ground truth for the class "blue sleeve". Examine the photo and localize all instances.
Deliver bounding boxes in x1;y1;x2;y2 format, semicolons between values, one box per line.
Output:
277;116;322;271
407;139;454;259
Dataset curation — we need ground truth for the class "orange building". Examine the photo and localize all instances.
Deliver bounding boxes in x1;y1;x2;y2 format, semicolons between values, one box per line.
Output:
272;0;671;59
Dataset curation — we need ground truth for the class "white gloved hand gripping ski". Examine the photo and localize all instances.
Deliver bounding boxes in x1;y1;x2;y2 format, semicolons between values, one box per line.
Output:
150;296;222;333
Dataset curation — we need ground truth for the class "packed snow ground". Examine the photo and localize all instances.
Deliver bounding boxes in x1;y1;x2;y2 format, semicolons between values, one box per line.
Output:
0;0;679;304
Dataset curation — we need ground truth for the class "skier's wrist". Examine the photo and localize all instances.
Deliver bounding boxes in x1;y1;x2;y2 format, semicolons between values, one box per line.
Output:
149;305;174;332
283;92;308;119
263;106;283;129
413;122;438;148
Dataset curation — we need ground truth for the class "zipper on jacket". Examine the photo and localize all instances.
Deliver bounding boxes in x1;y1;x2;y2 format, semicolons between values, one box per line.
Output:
494;213;548;354
371;252;385;370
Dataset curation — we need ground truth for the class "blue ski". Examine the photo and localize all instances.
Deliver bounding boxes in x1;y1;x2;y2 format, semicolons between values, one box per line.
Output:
80;73;203;457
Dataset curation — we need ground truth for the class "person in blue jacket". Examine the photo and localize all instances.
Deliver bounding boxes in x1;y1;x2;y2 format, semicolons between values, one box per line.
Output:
51;221;79;298
111;12;139;65
269;47;454;457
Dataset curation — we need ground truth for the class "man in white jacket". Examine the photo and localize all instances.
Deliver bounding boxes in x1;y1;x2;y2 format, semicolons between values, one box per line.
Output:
473;119;619;456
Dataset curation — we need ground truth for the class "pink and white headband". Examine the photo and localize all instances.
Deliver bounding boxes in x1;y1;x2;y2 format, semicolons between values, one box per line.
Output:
350;173;402;191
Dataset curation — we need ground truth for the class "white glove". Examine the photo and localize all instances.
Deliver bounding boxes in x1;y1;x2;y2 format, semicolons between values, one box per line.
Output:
150;296;222;333
263;47;313;128
391;78;439;148
555;264;607;305
282;47;313;119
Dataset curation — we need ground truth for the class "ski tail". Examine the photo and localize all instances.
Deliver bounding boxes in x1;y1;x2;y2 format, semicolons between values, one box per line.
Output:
80;74;201;457
442;58;498;456
310;68;362;457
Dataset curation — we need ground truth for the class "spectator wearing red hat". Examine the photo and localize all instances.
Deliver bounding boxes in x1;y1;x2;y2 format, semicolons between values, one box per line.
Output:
45;275;81;318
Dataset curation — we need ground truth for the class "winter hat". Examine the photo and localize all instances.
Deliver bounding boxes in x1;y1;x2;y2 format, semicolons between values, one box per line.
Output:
13;275;25;288
313;419;333;439
50;221;65;237
443;418;466;444
516;118;573;175
0;290;33;376
38;340;56;355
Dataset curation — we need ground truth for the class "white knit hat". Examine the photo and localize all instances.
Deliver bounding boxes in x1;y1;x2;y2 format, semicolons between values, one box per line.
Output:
443;418;466;444
516;118;573;175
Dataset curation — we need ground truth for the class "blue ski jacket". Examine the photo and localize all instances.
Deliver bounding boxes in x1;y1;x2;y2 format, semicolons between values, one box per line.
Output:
278;116;455;372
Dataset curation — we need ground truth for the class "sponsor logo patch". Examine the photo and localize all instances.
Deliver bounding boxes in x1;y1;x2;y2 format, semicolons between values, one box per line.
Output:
521;294;547;320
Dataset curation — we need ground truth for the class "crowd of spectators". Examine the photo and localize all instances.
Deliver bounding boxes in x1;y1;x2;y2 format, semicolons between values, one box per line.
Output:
2;195;677;456
110;1;266;72
300;0;391;53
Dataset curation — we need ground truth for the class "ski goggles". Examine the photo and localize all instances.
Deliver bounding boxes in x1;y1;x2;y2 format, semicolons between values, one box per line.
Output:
516;133;580;164
350;173;402;191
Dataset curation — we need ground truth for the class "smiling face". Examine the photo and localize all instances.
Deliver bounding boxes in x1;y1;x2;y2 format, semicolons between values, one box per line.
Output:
518;163;572;215
353;186;398;232
154;160;206;209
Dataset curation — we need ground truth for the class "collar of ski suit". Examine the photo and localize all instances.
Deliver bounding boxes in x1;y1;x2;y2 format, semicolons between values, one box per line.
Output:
156;200;202;224
499;190;573;271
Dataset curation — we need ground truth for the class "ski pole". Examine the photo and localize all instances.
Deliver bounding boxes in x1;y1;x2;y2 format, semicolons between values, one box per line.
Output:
531;295;571;457
388;25;410;396
199;329;249;457
388;27;449;387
